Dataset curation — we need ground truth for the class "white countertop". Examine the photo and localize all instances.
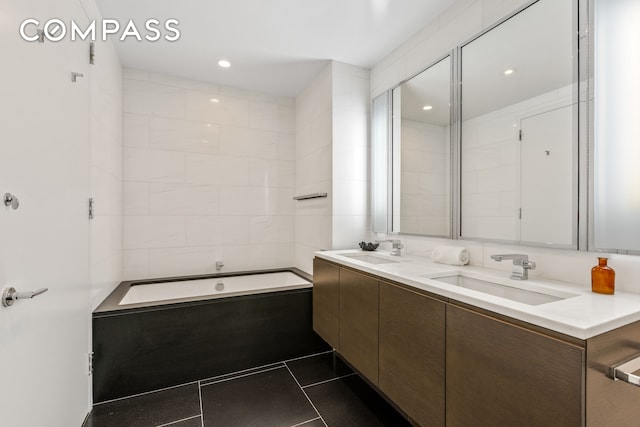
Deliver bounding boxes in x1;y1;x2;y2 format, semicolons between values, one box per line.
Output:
315;249;640;340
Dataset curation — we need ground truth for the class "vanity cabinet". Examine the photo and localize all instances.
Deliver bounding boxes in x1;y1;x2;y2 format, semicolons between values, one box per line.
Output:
446;304;584;427
312;258;340;349
339;267;379;384
312;257;640;427
313;258;446;424
379;281;446;427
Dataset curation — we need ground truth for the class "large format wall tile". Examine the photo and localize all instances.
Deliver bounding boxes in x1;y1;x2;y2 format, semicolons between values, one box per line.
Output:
122;70;296;279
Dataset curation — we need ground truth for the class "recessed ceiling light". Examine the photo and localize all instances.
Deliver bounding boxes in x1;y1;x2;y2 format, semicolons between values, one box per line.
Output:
422;105;433;111
210;98;219;103
218;59;231;68
504;68;516;75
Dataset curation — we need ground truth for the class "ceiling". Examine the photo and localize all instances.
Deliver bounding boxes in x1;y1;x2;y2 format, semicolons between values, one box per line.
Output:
94;0;458;97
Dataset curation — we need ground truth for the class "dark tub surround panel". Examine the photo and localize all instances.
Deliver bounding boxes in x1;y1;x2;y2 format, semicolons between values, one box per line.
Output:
93;284;329;403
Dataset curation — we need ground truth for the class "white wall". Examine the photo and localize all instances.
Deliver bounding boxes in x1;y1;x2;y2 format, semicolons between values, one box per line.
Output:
331;62;371;250
295;63;333;273
122;70;296;279
295;61;370;273
85;0;124;308
371;0;640;294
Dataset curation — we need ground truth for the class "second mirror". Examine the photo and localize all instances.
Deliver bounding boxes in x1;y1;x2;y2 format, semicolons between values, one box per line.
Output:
392;56;452;237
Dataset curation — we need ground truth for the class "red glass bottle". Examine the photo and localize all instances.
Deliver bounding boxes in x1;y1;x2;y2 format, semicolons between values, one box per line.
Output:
591;257;615;295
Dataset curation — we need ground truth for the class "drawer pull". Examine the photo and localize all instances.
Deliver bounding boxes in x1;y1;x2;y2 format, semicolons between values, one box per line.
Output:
611;355;640;386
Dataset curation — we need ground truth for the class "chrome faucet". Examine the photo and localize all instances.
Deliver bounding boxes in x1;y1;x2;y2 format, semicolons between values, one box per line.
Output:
490;254;536;280
378;239;404;256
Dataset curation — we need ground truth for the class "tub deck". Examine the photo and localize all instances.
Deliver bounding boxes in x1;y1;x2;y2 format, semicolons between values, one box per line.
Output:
120;272;311;306
95;268;312;313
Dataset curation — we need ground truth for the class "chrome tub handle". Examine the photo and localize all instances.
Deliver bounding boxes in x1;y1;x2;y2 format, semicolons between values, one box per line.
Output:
2;287;49;307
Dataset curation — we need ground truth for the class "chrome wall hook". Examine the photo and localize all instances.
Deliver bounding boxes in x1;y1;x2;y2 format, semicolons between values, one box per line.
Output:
3;193;19;210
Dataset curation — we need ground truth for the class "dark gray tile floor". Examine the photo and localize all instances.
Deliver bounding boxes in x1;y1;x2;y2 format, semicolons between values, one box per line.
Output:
84;351;411;427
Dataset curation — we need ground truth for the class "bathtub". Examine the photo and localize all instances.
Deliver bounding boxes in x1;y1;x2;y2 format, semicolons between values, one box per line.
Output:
118;271;312;306
92;268;329;403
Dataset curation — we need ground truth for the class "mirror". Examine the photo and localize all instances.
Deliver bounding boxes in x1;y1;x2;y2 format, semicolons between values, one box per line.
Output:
460;0;578;246
372;92;390;233
593;0;640;252
391;56;452;236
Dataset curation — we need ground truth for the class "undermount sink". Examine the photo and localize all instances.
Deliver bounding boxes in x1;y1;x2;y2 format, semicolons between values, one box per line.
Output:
428;273;578;306
341;253;400;264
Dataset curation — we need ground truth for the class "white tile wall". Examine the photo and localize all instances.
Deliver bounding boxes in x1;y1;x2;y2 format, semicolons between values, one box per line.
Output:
295;64;334;273
149;117;220;154
124;79;186;119
122;69;296;279
186;216;250;246
186;91;249;126
124;147;186;183
294;61;371;273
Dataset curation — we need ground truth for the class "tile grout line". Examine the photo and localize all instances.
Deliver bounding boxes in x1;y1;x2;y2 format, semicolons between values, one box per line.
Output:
93;380;200;406
283;349;334;364
156;414;202;427
301;372;357;390
199;361;285;385
201;364;286;387
284;362;329;427
289;416;323;427
197;380;205;427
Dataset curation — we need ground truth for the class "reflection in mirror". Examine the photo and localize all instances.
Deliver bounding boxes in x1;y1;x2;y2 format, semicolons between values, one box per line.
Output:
460;0;577;246
392;56;451;236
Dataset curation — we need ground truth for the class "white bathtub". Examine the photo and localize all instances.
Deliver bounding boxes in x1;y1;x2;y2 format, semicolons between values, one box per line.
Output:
119;271;311;305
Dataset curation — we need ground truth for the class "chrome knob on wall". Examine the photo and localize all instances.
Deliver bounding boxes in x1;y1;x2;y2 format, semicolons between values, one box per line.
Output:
3;192;19;210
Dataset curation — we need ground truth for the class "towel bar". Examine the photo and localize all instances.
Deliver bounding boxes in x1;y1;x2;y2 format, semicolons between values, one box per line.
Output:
293;193;327;201
611;354;640;387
